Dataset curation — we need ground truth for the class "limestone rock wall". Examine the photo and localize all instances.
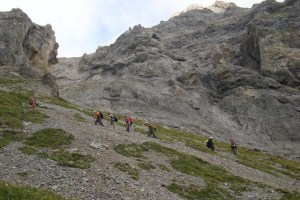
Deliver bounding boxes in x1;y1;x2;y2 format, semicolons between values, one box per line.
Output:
242;0;300;87
51;0;300;157
0;8;58;75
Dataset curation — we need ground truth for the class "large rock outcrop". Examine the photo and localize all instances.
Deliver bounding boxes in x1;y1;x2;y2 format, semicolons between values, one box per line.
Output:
0;8;58;75
51;0;300;157
242;0;300;87
0;8;59;97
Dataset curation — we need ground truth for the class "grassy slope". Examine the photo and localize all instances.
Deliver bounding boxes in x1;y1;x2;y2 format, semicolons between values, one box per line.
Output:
1;82;299;199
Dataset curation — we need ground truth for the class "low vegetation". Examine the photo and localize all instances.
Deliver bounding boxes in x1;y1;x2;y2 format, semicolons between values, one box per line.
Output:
0;91;47;129
18;145;38;155
0;131;25;149
167;183;231;200
19;128;94;169
0;77;24;85
158;164;170;172
134;123;300;181
237;147;300;180
0;180;67;200
114;143;148;158
276;189;300;200
50;150;95;169
23;128;74;149
1;89;299;199
49;97;80;111
142;142;282;199
114;162;139;180
137;161;155;171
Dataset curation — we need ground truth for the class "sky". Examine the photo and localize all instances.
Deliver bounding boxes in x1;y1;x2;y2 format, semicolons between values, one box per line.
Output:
0;0;284;57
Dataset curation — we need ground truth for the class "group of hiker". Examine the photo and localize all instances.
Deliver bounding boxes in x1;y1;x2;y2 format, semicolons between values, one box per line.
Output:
93;109;237;155
205;137;238;156
27;96;237;155
93;110;157;138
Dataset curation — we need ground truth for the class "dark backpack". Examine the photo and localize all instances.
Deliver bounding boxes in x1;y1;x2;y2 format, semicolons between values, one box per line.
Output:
114;116;118;122
100;112;104;119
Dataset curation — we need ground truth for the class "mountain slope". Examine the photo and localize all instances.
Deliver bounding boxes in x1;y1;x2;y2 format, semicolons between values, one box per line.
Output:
51;0;300;157
0;89;299;199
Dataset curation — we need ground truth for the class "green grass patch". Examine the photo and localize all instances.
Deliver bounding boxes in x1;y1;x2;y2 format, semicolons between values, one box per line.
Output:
0;91;46;129
185;139;217;154
48;97;94;118
276;189;300;200
159;164;170;172
19;128;94;169
0;131;25;149
171;155;251;195
143;142;178;158
114;162;139;180
0;77;24;85
23;128;74;149
37;152;50;159
167;183;232;200
23;109;49;123
0;180;67;200
237;147;300;180
114;143;148;158
143;141;252;197
49;98;79;110
134;127;148;135
18;145;38;155
138;161;155;171
50;150;95;169
141;123;300;181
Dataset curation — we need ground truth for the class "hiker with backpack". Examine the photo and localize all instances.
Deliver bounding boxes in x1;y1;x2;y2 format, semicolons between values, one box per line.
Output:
206;137;215;151
124;115;134;132
230;139;237;156
108;113;117;130
29;97;38;109
94;110;104;126
145;122;157;138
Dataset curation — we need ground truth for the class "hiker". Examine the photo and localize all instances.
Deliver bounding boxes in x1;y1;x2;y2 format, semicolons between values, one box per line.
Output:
108;113;117;129
145;122;157;138
230;139;237;156
29;97;38;109
124;115;134;132
206;137;215;151
94;110;104;126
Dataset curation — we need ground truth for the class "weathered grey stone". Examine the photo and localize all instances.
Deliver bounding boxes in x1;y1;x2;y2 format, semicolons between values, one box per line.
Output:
0;8;59;96
42;73;59;97
242;0;300;87
50;0;300;157
0;8;58;72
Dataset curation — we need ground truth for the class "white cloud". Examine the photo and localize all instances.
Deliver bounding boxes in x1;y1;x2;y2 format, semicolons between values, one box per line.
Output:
0;0;284;57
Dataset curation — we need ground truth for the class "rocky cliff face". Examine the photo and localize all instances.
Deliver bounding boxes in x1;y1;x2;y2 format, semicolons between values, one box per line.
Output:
0;8;59;96
51;0;300;157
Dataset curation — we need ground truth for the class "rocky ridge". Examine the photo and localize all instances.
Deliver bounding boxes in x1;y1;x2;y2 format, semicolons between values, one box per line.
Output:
51;0;300;157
